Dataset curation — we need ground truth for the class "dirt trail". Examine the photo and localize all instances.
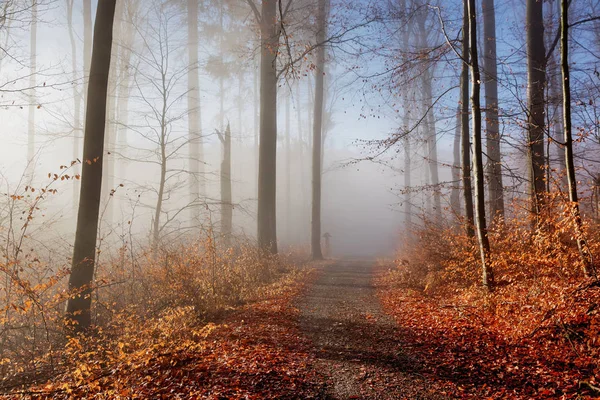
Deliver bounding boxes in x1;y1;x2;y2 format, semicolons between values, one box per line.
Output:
298;259;445;399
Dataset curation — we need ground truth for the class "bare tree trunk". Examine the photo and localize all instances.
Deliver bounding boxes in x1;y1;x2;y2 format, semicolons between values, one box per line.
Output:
296;81;307;244
482;0;504;220
285;93;291;244
451;104;462;217
560;0;595;278
27;1;36;174
66;0;117;332
253;56;259;200
417;13;441;222
116;2;137;179
311;0;327;260
527;0;547;220
257;0;279;254
66;0;81;211
218;124;233;246
401;0;413;229
153;139;167;251
83;0;92;109
462;0;475;238
547;0;565;190
468;0;494;290
188;0;203;223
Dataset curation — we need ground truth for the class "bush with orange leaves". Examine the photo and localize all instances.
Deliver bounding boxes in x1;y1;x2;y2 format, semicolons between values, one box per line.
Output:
380;194;600;397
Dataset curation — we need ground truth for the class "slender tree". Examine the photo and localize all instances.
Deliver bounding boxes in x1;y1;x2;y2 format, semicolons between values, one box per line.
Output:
217;123;233;245
66;0;117;332
482;0;504;219
66;0;82;210
311;0;327;260
468;0;493;289
27;0;36;174
246;0;279;254
560;0;595;277
188;0;203;222
527;0;547;220
451;104;461;217
461;0;475;237
416;9;441;222
83;0;92;108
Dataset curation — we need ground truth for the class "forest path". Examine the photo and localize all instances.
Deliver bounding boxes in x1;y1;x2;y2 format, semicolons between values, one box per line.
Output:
298;259;445;399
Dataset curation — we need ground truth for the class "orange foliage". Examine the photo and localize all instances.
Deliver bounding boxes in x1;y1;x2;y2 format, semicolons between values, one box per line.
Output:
379;195;600;398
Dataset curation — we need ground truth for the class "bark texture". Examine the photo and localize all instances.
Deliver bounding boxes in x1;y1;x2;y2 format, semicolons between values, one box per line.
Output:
560;0;595;277
526;0;547;218
468;0;494;289
66;0;117;332
311;0;327;260
482;0;504;219
257;0;279;254
188;0;203;222
461;1;475;238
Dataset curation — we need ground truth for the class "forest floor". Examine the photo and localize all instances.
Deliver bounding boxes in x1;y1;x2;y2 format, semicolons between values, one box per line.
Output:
297;259;446;399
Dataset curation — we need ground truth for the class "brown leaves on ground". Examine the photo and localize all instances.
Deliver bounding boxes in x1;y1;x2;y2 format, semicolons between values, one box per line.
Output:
4;271;325;399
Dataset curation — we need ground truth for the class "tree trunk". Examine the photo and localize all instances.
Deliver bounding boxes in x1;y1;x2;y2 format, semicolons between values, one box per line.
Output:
257;0;279;254
417;13;441;222
27;1;36;174
66;0;81;211
401;0;413;229
560;0;595;278
153;141;167;251
188;0;203;223
311;0;327;260
285;93;292;244
468;0;494;290
66;0;117;332
116;3;136;180
83;0;92;109
451;104;462;218
254;56;259;200
482;0;504;220
219;123;233;246
527;0;547;220
462;0;475;238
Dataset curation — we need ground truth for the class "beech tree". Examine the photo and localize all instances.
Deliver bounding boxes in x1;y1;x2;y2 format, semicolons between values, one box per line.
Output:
217;123;233;245
560;0;595;277
468;0;493;289
527;0;547;220
311;0;327;260
482;0;504;219
246;0;280;254
187;0;204;223
461;0;475;238
66;0;117;332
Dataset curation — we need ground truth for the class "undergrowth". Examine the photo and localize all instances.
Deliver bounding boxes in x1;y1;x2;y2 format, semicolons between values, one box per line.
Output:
379;196;600;398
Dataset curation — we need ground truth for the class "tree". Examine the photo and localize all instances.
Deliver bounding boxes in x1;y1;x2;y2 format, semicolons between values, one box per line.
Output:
27;0;36;175
311;0;327;260
187;0;204;224
83;0;92;108
482;0;504;219
560;0;595;277
451;104;461;217
217;123;233;245
527;0;547;220
468;0;493;289
461;0;475;238
246;0;280;254
66;0;117;332
66;0;82;210
416;5;441;222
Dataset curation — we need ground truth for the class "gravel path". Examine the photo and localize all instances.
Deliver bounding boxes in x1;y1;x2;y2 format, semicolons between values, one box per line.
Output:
298;259;446;399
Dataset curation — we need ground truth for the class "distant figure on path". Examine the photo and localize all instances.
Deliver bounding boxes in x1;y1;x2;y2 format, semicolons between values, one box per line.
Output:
323;232;332;258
